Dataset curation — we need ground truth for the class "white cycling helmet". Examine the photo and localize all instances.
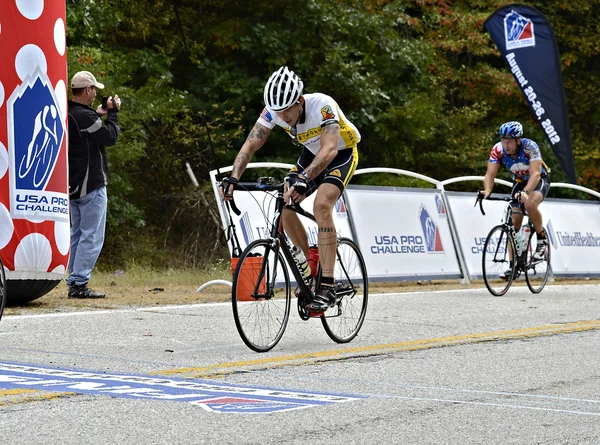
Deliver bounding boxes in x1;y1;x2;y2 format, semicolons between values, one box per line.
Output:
263;66;304;111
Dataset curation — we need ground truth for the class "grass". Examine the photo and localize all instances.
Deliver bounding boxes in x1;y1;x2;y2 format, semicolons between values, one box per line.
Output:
93;260;234;288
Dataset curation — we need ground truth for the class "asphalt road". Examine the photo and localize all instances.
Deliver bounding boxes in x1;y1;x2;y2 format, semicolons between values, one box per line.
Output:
1;284;599;444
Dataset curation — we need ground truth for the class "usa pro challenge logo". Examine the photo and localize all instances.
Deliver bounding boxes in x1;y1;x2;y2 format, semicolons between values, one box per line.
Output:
419;205;444;253
7;69;69;222
504;10;535;50
335;195;348;219
435;194;446;218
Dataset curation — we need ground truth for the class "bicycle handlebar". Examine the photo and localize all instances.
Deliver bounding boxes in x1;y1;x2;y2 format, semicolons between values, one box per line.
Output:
474;191;512;216
222;177;286;216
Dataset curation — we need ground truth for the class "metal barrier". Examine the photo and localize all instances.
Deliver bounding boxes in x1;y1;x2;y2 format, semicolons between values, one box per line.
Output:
198;163;600;291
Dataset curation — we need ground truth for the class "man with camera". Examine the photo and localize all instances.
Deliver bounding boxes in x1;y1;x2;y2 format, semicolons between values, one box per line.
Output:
66;71;121;298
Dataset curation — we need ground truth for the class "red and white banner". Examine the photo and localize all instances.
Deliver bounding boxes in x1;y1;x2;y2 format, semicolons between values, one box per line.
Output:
0;1;69;289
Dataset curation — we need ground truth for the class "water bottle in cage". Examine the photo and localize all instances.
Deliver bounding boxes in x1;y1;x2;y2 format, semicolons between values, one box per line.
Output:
514;228;523;256
307;246;319;277
520;225;531;252
291;245;311;282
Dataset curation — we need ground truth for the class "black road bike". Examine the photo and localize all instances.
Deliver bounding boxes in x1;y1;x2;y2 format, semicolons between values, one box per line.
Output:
476;193;551;296
227;177;368;352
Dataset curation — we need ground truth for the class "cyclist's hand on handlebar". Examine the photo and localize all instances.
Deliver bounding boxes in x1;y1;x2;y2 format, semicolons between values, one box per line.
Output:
285;175;308;204
219;176;238;200
515;190;529;203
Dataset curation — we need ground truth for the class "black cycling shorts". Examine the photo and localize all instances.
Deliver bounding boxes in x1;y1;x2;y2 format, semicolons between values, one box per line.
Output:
510;174;551;208
288;146;359;197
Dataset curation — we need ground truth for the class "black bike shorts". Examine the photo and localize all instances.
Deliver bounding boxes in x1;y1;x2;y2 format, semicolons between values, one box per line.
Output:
288;146;359;197
510;174;551;208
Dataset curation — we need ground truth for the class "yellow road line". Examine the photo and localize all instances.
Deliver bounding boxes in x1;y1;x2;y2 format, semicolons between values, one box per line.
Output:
0;389;38;396
154;320;600;378
0;391;74;406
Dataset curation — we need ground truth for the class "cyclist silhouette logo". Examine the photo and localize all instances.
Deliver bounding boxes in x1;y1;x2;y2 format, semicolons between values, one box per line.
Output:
419;205;444;253
11;74;63;191
504;10;535;50
7;69;68;222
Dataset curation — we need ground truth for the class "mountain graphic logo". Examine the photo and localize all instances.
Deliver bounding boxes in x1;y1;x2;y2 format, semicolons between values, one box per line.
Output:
504;10;535;50
419;205;444;253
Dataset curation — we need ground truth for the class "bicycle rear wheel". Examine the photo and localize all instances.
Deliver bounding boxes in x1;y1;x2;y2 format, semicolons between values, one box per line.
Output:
0;259;5;321
321;238;368;343
525;230;551;293
232;239;291;352
482;225;515;296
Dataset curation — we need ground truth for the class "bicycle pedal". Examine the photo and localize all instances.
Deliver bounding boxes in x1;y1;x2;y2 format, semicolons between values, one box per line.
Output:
307;306;325;318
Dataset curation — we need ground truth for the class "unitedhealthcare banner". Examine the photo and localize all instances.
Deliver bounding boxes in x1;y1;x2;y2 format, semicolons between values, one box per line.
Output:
446;192;600;278
484;4;577;184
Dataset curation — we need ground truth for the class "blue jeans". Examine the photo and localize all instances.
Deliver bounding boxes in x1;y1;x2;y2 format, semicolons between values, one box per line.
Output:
66;187;107;287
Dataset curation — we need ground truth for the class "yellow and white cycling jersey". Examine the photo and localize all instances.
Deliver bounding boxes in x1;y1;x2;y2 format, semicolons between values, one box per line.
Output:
257;92;361;155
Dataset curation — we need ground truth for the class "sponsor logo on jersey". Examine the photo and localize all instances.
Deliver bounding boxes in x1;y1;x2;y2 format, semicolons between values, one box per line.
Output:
7;69;68;221
419;205;444;253
260;107;273;122
504;10;535;50
321;105;335;121
330;169;342;178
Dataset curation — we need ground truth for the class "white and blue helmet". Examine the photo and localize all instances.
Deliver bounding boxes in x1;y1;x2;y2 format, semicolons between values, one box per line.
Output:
499;121;523;138
263;66;304;111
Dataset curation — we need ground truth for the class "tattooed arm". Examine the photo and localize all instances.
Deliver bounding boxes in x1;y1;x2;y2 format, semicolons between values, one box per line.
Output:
230;122;272;180
300;123;339;180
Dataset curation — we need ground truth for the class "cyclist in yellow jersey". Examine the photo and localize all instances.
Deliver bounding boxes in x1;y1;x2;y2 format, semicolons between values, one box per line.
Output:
221;66;360;311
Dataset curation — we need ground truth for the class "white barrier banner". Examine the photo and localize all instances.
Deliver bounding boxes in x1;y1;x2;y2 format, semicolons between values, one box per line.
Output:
447;193;600;278
446;192;513;279
345;186;462;281
543;200;600;276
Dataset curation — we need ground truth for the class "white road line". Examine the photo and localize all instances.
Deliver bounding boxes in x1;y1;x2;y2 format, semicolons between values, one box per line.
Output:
3;284;597;320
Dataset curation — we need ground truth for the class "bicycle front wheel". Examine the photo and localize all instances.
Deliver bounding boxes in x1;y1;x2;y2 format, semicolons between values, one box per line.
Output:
321;238;368;343
232;239;291;352
482;225;515;296
525;230;551;293
0;259;5;322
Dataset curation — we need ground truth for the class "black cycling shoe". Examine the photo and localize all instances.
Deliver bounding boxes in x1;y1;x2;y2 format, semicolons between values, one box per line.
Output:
309;286;336;312
68;285;106;299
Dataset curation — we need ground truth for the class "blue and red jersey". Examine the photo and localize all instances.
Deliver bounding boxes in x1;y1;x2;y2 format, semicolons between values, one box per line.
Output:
489;138;548;182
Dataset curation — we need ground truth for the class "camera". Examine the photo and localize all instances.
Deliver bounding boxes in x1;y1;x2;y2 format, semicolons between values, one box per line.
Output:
101;96;118;110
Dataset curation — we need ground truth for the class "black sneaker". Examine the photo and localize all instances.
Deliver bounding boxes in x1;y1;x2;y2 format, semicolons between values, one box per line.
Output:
309;286;336;312
68;285;106;299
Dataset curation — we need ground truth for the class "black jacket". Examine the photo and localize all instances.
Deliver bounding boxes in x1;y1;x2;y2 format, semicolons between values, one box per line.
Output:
67;100;120;199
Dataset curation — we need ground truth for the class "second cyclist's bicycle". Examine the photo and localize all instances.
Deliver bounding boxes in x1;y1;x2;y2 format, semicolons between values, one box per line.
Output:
227;177;369;352
476;192;551;296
